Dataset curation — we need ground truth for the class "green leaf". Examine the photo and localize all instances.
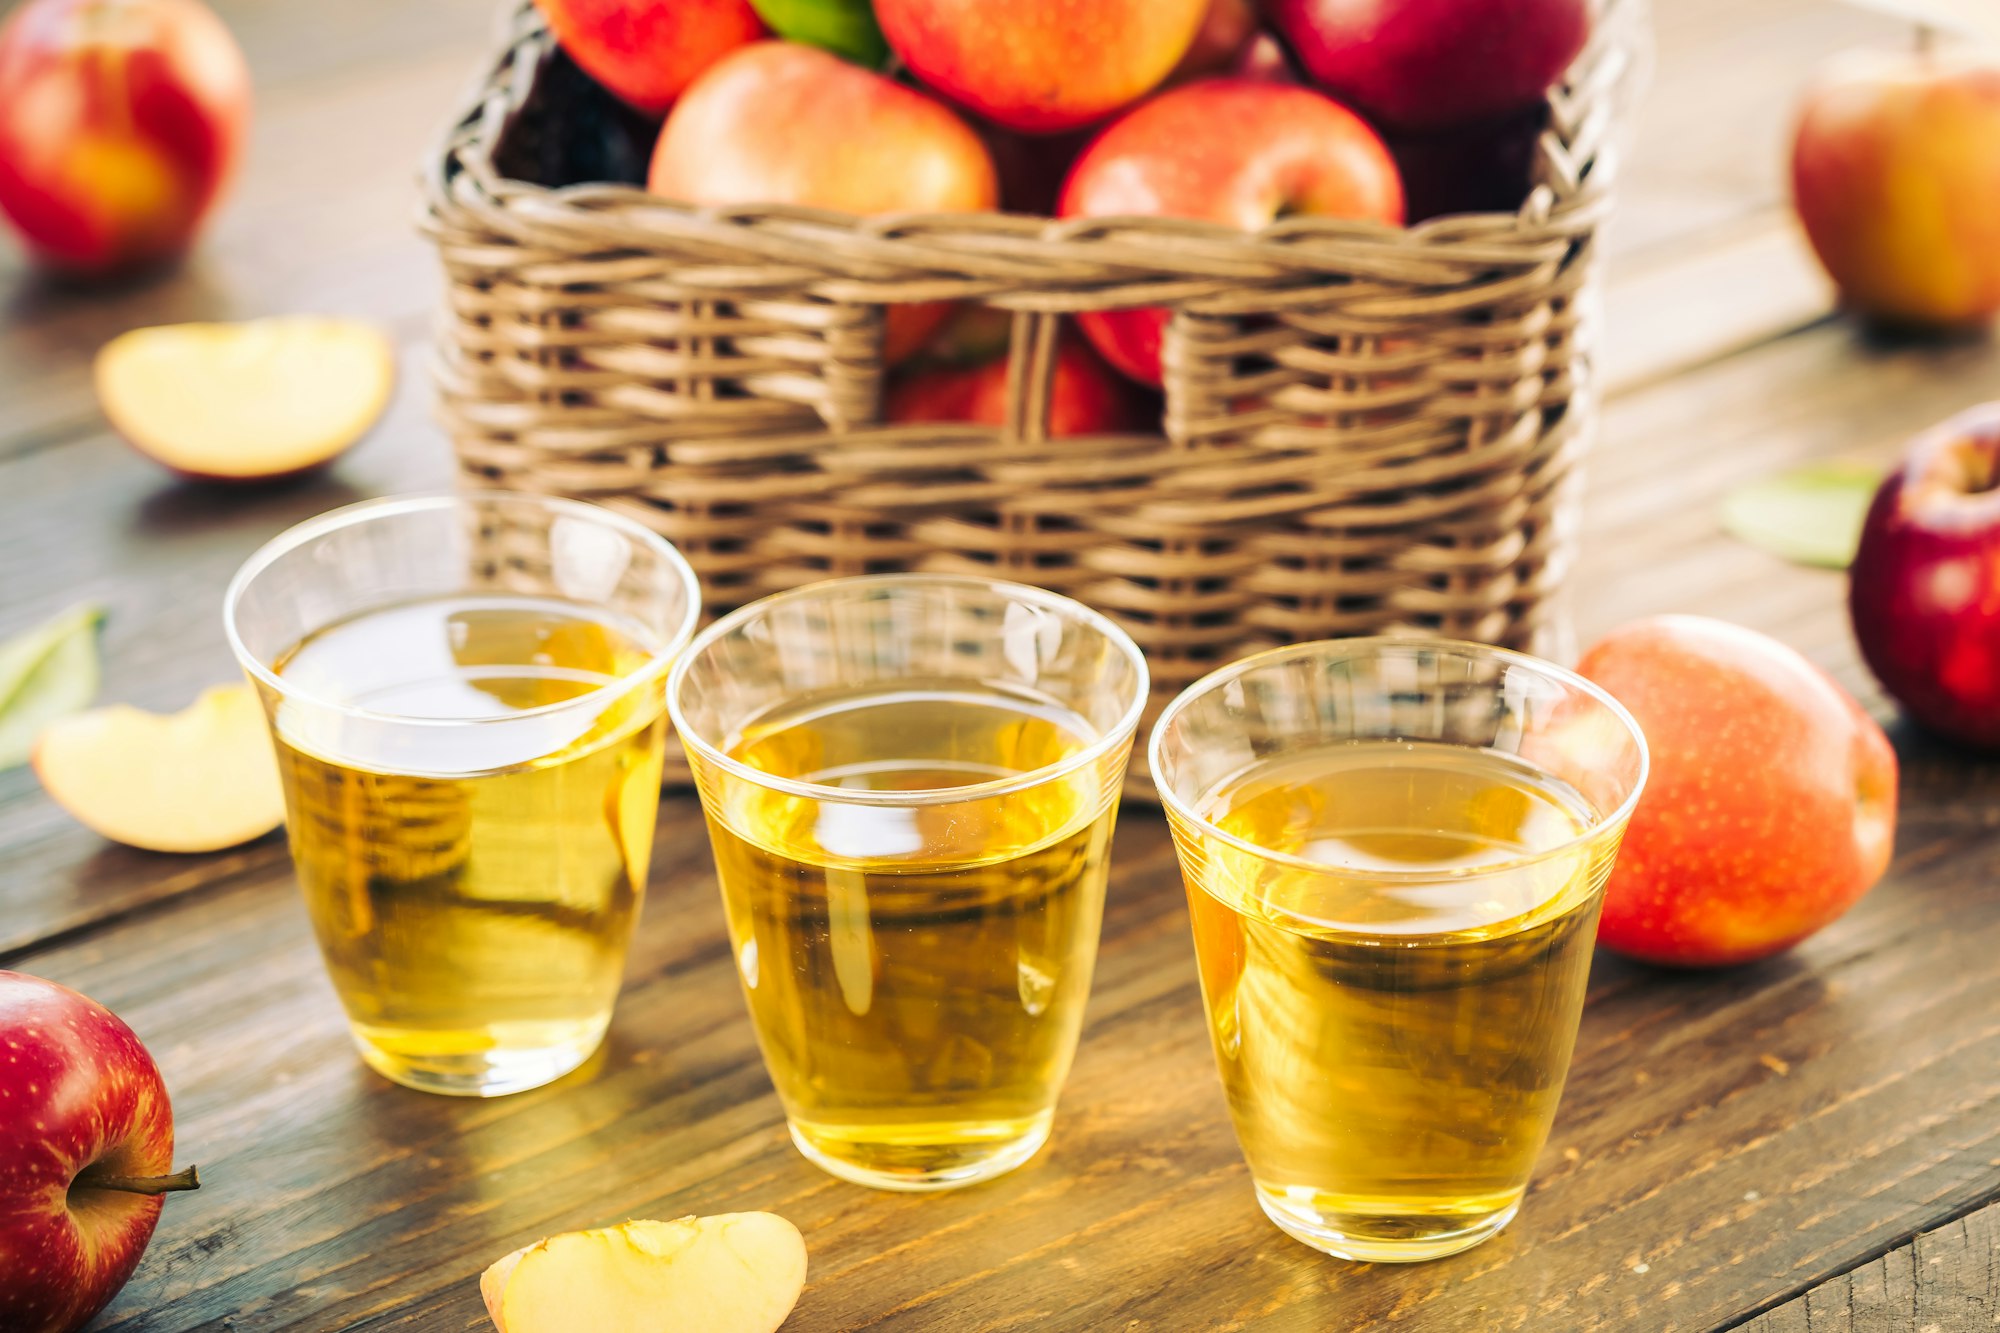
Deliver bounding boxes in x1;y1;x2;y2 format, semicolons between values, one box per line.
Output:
1720;464;1883;570
0;604;105;770
750;0;891;66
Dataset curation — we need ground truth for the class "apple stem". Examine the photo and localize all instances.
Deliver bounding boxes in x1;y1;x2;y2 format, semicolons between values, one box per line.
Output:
76;1164;201;1196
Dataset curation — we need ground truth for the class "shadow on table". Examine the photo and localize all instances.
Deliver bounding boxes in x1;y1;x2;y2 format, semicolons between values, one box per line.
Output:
132;470;368;542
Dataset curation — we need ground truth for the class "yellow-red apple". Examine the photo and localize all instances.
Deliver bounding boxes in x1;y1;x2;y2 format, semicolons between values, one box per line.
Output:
0;0;249;277
650;41;997;361
876;0;1207;134
1791;47;2000;329
1578;616;1898;967
0;971;198;1333
532;0;765;115
1058;79;1403;386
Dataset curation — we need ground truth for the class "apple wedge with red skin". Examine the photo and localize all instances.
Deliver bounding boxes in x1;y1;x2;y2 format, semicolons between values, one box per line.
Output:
0;972;198;1333
1851;403;2000;746
96;318;396;483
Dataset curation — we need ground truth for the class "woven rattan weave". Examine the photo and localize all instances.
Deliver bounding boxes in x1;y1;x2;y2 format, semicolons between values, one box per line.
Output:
424;2;1640;788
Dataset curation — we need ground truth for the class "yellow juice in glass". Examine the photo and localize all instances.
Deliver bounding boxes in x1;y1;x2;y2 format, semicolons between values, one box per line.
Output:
271;593;667;1095
1177;742;1613;1258
1151;639;1646;1261
701;682;1115;1188
671;574;1147;1190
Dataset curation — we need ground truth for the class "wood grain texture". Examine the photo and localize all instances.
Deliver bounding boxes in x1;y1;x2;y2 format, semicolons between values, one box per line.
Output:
1736;1201;2000;1332
39;780;1998;1331
4;0;1999;1329
1609;0;1908;260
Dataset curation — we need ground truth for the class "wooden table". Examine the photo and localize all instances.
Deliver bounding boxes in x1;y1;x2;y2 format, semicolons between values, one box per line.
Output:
5;2;1999;1329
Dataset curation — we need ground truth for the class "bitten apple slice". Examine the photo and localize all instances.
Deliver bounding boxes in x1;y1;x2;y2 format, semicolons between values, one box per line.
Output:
34;684;284;853
483;1215;808;1333
95;316;395;480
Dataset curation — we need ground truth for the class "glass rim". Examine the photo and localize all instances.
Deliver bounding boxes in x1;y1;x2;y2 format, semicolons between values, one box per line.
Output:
222;490;703;730
1147;636;1651;884
667;572;1151;809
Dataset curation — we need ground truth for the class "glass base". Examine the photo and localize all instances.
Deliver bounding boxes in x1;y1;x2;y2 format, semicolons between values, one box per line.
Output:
351;1022;606;1098
1256;1183;1521;1263
788;1111;1054;1192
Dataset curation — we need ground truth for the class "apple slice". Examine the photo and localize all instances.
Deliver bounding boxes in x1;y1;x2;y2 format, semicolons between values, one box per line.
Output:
34;684;285;853
95;316;395;480
483;1214;808;1333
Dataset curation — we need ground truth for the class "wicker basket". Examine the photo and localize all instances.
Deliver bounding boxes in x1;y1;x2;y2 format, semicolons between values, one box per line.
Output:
422;3;1642;790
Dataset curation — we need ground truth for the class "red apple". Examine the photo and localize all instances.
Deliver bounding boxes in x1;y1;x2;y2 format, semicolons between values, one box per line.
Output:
876;0;1208;134
1058;79;1403;386
650;40;998;362
0;0;249;277
0;972;198;1333
1264;0;1590;133
1849;403;2000;743
1577;616;1898;968
1166;0;1259;84
1791;48;2000;329
886;333;1155;436
532;0;766;116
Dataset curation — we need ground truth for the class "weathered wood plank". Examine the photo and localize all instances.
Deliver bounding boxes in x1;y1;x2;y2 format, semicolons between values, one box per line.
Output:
0;391;450;960
1577;321;2000;719
2;0;1996;1329
1736;1199;2000;1332
1610;0;1909;261
26;746;1997;1331
1600;214;1833;396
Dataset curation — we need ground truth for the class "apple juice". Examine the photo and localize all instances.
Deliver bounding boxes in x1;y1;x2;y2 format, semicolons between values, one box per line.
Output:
270;594;667;1096
698;683;1116;1189
1169;741;1616;1261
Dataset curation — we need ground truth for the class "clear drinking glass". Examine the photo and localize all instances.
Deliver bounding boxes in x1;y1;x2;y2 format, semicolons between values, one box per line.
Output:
224;493;701;1097
1150;639;1647;1262
669;574;1148;1190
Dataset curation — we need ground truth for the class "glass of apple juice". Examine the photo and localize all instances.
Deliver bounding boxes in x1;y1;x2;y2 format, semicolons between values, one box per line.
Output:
669;575;1148;1190
1149;638;1648;1262
224;493;701;1097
